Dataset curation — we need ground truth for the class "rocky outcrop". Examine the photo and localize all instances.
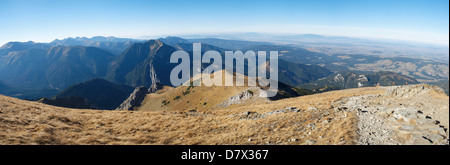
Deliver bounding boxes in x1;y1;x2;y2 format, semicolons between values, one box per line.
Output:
228;107;301;120
115;86;148;111
148;82;163;93
217;87;258;108
332;84;449;145
333;74;345;83
384;84;444;98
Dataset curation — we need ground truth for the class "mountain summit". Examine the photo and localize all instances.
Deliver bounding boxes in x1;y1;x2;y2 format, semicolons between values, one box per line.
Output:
106;40;178;88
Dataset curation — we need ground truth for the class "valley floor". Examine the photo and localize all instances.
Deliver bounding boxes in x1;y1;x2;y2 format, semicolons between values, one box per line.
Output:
0;85;448;145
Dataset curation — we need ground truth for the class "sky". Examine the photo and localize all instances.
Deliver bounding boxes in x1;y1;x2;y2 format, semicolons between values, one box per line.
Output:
0;0;448;46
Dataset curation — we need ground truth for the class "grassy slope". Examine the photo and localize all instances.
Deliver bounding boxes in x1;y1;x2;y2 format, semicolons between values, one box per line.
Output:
0;87;390;145
138;70;313;111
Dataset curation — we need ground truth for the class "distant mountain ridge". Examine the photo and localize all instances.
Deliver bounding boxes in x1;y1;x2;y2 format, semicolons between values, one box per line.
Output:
158;36;332;87
248;44;448;82
0;45;115;90
50;36;142;55
0;41;51;53
300;71;419;92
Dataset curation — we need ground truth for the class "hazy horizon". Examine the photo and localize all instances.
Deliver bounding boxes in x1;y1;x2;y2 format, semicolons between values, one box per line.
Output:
3;32;450;49
0;0;449;46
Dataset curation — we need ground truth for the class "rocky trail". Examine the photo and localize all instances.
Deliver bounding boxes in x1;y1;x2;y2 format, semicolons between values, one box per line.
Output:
332;85;449;145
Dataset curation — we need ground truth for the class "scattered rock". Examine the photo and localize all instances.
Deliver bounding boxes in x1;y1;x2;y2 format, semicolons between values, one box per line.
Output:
286;107;301;112
347;84;449;145
264;110;286;115
218;87;257;108
264;107;301;115
308;107;318;111
385;84;445;98
307;123;316;130
334;106;348;111
415;119;436;125
229;111;264;120
392;108;418;122
305;140;316;145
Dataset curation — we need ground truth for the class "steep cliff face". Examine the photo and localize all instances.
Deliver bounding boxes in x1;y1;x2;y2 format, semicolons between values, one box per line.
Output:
148;82;163;93
115;86;149;111
106;40;178;88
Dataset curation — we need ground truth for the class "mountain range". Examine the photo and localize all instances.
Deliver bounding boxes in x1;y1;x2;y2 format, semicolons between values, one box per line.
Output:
179;33;450;62
299;71;419;92
50;36;141;55
0;45;115;90
0;35;447;110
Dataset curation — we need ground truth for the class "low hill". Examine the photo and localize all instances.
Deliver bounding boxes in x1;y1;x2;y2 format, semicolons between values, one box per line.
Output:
38;97;96;109
55;79;133;110
278;60;332;86
0;84;447;145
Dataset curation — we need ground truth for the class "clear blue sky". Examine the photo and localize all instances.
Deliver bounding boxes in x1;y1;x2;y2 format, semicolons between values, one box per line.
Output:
0;0;448;45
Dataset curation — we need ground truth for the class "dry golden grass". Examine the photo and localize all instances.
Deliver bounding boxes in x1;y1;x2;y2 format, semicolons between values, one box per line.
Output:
0;87;387;145
140;85;252;111
140;70;268;111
